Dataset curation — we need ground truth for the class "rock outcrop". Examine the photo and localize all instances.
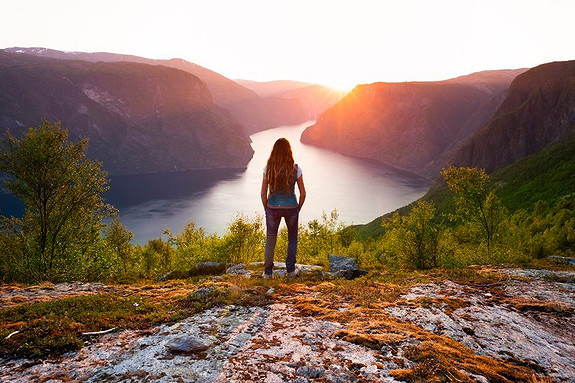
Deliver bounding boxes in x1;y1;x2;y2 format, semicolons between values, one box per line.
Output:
1;267;572;382
328;253;368;279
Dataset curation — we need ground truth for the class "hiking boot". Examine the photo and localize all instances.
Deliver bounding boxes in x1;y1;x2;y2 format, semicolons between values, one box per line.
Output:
262;271;273;280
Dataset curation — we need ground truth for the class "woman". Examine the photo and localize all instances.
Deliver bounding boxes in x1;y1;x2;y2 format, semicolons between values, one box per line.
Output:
261;138;306;279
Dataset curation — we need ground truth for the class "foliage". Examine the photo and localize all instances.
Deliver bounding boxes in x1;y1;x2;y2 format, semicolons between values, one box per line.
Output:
297;210;345;266
509;199;575;258
381;201;441;270
166;222;224;269
441;166;507;259
103;217;134;276
0;121;571;282
354;140;575;239
0;121;114;282
493;139;575;212
221;213;265;265
139;237;174;278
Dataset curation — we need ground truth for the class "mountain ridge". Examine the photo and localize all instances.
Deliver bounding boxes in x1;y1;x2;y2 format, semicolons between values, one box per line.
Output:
5;47;342;133
301;69;526;178
449;60;575;172
0;51;254;175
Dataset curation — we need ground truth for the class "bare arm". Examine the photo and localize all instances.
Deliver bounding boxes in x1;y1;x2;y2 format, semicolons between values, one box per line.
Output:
296;175;306;211
261;175;268;209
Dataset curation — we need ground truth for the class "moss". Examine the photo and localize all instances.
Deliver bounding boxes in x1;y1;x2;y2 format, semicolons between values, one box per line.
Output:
1;316;84;358
0;293;165;359
0;279;276;359
280;270;552;382
503;298;573;315
334;329;406;349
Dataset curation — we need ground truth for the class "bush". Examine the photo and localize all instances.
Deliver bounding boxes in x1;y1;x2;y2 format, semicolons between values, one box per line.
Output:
221;213;264;265
297;210;346;266
166;222;224;270
380;201;441;270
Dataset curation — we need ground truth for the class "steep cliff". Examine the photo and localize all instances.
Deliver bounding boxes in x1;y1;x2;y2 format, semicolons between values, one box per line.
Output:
301;70;525;178
449;61;575;172
4;48;322;133
0;51;254;175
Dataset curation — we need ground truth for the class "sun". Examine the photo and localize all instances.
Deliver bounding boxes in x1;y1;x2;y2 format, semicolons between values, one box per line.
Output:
325;82;356;94
313;72;362;93
317;77;357;94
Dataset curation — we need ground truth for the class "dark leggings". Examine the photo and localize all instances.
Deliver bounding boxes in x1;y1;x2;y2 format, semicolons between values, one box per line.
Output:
264;207;299;274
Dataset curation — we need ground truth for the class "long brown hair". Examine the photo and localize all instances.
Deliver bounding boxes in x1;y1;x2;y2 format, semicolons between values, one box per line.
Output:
265;138;295;193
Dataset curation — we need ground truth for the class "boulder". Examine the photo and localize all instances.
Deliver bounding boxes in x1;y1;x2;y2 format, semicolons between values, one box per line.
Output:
547;256;575;266
226;263;252;277
190;261;227;276
165;336;209;355
328;254;367;280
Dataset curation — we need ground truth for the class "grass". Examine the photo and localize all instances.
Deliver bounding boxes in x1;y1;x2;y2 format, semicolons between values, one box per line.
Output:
0;278;272;359
375;267;509;287
493;139;575;213
0;293;160;358
0;267;563;381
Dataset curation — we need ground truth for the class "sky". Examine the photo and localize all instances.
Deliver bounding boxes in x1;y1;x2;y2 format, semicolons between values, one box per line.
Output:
2;0;575;90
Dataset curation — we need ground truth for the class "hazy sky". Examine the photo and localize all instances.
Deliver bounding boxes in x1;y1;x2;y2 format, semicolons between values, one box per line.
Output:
2;0;574;89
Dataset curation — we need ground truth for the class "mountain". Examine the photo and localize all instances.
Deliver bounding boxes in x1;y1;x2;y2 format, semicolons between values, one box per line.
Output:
5;48;332;133
235;79;315;97
4;47;257;105
270;84;348;119
0;51;254;175
301;69;527;178
235;80;348;123
352;63;575;238
448;61;575;173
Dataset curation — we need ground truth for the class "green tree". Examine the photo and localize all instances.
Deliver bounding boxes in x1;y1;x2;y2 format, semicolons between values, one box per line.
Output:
441;166;506;259
382;200;440;270
103;217;134;275
0;121;113;282
139;237;173;278
297;209;344;265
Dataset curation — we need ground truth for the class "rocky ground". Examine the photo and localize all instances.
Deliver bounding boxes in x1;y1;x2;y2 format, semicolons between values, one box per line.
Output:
0;264;573;382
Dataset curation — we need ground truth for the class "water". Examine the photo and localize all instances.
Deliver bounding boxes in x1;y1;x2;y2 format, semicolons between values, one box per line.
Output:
109;121;428;242
0;122;430;243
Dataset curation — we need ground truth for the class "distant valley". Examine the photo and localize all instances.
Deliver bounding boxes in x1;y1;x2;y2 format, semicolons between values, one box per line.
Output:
2;47;574;216
302;62;575;182
0;48;345;175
